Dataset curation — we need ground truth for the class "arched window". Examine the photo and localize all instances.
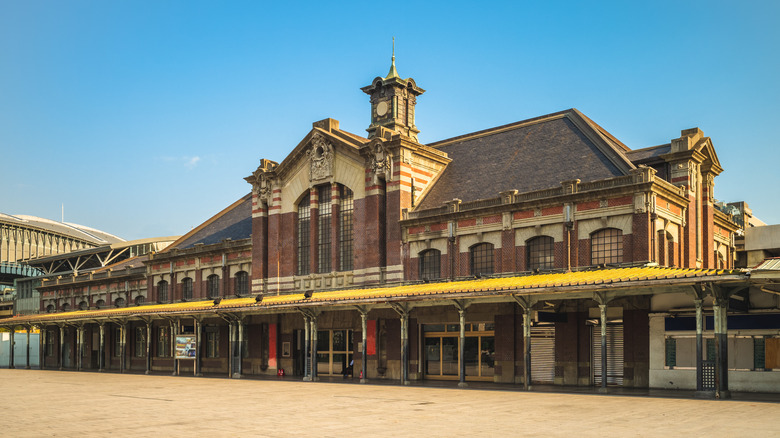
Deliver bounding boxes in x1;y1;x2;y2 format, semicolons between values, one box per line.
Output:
339;186;354;271
95;299;105;309
157;280;169;303
78;301;88;311
527;236;554;270
297;194;311;275
419;249;441;281
591;228;623;265
470;243;494;276
115;297;125;308
46;304;54;313
235;271;249;296
134;295;145;306
62;303;71;312
318;185;332;273
207;274;220;299
182;277;193;301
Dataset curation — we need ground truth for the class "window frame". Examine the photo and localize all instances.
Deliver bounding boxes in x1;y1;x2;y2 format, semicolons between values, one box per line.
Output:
470;243;494;276
527;236;555;271
157;280;169;303
206;274;220;299
591;228;624;265
419;249;441;281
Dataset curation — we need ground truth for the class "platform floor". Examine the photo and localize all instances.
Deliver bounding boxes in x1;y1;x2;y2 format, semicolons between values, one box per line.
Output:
2;369;779;437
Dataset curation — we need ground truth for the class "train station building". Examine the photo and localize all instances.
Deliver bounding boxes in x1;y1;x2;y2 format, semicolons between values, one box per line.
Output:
2;56;779;398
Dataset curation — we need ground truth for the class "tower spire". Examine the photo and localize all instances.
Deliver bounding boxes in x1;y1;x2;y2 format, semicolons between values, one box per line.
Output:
386;37;399;79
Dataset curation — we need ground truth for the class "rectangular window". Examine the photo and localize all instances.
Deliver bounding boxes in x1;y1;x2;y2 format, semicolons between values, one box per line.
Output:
665;338;676;367
339;186;354;271
297;194;310;275
318;185;332;273
754;337;765;370
135;327;146;358
206;328;219;358
706;338;716;361
158;327;170;357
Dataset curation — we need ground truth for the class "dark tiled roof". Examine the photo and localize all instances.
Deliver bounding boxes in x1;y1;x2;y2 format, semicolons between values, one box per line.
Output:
170;194;252;249
417;111;628;210
626;144;671;164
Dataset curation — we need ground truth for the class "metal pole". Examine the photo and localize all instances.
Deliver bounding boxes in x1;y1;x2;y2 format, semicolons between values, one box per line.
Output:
401;311;409;385
25;327;31;369
458;309;467;388
523;308;531;391
695;299;703;392
303;315;310;381
120;324;126;373
235;321;244;378
8;329;14;369
311;317;318;381
171;321;177;376
76;327;82;371
39;327;46;370
145;322;152;375
59;326;64;370
360;312;368;383
229;321;236;378
195;319;202;377
599;304;608;392
98;324;105;372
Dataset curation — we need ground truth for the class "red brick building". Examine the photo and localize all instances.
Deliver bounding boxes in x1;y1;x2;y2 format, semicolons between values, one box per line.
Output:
6;57;779;397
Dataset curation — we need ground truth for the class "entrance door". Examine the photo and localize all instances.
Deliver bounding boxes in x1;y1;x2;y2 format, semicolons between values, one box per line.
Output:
423;323;495;381
592;324;623;386
316;330;353;376
530;325;555;384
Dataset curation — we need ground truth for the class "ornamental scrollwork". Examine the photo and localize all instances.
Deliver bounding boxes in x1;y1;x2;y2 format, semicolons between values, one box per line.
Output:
308;135;334;181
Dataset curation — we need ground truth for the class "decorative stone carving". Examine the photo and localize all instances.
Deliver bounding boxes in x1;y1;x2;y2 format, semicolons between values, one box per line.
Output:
308;134;334;182
245;158;277;202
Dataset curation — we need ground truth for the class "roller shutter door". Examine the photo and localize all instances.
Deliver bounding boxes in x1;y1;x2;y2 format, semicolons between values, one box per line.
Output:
592;324;623;386
530;326;555;384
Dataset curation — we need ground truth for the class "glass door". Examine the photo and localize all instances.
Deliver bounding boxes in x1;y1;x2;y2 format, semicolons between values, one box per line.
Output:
423;323;495;380
316;329;353;376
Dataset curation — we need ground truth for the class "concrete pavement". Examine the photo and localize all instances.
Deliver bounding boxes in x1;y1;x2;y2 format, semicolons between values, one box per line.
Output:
2;369;779;437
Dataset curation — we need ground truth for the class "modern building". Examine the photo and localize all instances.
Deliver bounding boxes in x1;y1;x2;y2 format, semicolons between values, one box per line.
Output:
1;57;778;398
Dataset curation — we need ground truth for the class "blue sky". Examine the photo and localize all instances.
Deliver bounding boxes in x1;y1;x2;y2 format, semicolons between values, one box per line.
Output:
2;1;778;240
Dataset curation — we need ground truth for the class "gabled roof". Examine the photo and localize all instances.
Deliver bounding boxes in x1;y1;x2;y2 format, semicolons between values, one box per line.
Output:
164;194;252;251
626;144;671;164
417;109;636;210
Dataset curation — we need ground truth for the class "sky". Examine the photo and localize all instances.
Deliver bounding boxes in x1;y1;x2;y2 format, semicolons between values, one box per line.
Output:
1;1;778;241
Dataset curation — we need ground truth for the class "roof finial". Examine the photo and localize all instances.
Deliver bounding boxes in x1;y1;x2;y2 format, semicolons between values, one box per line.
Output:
386;36;399;79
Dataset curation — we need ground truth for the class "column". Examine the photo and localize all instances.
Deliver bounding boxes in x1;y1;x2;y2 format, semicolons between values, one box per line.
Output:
599;304;608;392
171;321;178;376
229;321;236;378
303;315;310;381
8;329;14;369
458;308;467;388
695;298;703;392
523;307;531;391
98;324;105;372
713;295;730;399
310;316;318;382
25;327;31;369
360;312;367;384
145;322;152;375
120;324;126;373
195;319;202;377
235;321;244;378
400;310;409;385
76;327;83;371
39;327;46;370
59;326;64;370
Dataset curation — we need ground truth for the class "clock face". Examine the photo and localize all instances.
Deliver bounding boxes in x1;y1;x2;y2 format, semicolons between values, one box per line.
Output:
376;100;389;117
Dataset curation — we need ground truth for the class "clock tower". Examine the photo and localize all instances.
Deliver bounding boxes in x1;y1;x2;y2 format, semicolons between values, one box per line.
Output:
362;46;425;141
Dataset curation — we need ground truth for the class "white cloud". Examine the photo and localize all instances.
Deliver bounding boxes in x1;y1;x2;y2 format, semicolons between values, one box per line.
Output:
185;156;201;169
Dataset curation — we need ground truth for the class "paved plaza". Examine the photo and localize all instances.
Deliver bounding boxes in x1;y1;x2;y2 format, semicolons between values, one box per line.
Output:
2;369;779;437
